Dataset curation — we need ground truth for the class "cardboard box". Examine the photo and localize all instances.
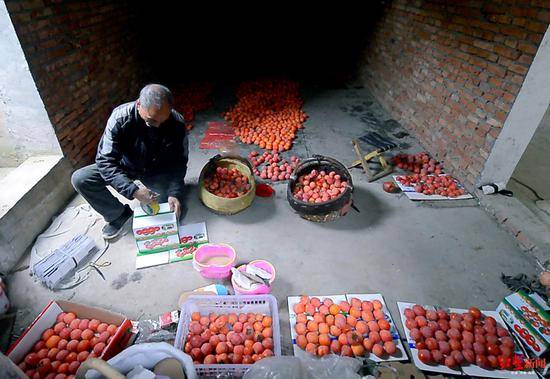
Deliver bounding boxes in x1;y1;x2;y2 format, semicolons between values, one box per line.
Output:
133;203;179;244
135;222;209;269
135;233;181;253
7;300;133;365
497;291;550;357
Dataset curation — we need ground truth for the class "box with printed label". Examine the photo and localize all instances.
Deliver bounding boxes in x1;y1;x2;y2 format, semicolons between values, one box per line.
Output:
132;203;178;242
497;291;550;357
135;233;181;253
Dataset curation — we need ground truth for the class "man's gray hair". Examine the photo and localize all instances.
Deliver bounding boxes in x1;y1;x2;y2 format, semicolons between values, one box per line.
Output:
139;84;173;109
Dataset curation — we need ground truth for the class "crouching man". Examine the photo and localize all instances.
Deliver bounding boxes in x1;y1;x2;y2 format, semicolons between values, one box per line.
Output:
71;84;188;240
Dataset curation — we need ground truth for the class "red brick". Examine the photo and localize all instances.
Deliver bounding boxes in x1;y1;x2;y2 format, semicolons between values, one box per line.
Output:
538;10;550;22
487;63;507;77
502;92;516;104
518;54;534;65
508;63;529;75
500;25;528;39
526;20;549;33
512;17;528;27
518;41;538;54
359;0;549;191
504;39;519;49
494;44;521;59
5;0;141;166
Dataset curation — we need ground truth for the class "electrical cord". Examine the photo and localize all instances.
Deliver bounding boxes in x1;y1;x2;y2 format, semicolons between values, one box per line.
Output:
510;177;544;201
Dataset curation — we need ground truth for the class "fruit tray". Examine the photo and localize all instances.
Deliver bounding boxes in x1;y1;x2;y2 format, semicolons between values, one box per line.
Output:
397;302;537;378
288;293;407;362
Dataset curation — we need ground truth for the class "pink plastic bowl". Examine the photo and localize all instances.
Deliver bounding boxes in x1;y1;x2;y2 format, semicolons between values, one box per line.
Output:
192;243;236;279
231;259;276;295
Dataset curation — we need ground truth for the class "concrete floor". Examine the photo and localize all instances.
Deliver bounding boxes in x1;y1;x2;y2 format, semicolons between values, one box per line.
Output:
7;86;539;356
0;167;15;181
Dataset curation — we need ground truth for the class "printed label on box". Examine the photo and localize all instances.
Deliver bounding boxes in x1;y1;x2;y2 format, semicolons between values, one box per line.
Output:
497;291;550;357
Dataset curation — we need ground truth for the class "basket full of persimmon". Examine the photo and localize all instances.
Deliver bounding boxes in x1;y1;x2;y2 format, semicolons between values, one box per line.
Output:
287;155;354;222
199;155;256;215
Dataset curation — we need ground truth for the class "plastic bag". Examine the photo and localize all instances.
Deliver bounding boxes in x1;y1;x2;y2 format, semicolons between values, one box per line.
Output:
83;342;196;379
134;319;177;344
0;352;27;379
243;355;363;379
218;139;241;156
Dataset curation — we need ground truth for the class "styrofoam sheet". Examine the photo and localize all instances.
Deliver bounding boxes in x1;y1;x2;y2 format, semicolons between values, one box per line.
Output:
397;302;463;375
346;294;408;362
393;175;473;201
288;294;407;362
397;302;538;378
450;308;537;379
288;295;347;359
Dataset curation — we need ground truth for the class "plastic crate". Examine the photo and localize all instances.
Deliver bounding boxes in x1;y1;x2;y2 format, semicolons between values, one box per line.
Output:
175;294;281;377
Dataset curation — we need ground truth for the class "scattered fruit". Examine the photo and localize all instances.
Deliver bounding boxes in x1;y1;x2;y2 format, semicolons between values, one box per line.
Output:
383;181;399;193
248;150;300;182
224;79;307;152
173;82;214;123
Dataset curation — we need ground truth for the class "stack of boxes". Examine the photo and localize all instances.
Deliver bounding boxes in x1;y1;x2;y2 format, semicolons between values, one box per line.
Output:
133;203;180;269
132;203;209;269
497;291;550;374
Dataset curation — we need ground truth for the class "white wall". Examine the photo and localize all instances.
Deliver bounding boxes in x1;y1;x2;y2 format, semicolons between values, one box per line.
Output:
480;26;550;187
0;0;61;167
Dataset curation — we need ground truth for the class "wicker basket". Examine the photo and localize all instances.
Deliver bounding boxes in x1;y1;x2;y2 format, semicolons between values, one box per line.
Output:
287;155;354;222
199;155;256;215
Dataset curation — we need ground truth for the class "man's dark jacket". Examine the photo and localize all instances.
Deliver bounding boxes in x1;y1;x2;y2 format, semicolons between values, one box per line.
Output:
96;101;189;200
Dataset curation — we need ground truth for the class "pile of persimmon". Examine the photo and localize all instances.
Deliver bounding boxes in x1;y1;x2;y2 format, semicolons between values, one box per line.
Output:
203;167;252;198
292;170;348;203
18;312;118;379
404;304;516;370
224;79;307;152
293;296;398;358
396;174;465;197
173;82;214;130
247;151;300;182
392;152;443;175
184;312;274;364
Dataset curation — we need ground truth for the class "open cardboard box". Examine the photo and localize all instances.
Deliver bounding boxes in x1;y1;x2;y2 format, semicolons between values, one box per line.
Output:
7;300;133;365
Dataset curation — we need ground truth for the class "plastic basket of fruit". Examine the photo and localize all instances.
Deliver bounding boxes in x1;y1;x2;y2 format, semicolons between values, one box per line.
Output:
199;155;256;215
287;155;354;222
175;295;281;378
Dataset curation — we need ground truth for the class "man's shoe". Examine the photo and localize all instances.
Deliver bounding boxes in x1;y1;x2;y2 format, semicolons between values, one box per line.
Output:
102;205;133;240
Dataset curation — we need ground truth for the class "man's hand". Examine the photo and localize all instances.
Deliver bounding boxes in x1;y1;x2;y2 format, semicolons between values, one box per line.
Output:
168;196;182;219
133;187;157;204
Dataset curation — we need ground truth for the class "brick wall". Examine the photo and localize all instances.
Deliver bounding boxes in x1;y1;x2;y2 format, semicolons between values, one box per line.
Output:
4;0;142;167
361;0;550;189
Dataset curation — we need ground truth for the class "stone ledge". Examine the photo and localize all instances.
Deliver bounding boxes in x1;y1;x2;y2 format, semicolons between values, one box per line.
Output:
478;189;550;263
0;155;74;273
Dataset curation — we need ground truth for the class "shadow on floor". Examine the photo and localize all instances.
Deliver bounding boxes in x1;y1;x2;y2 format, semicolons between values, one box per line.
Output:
181;182;277;225
318;186;388;230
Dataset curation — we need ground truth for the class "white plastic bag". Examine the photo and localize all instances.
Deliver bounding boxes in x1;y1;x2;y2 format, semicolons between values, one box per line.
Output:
243;355;362;379
84;342;196;379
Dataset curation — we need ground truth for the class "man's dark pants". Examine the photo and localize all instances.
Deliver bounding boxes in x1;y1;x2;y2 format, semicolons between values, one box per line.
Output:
71;164;172;222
